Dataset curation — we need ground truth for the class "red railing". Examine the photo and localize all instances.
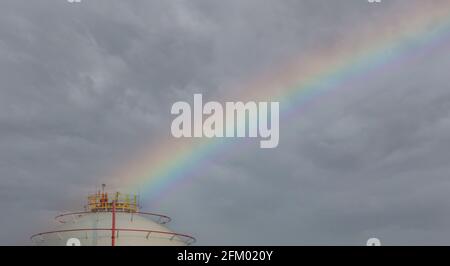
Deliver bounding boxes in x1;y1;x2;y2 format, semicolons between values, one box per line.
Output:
30;228;196;245
55;211;172;224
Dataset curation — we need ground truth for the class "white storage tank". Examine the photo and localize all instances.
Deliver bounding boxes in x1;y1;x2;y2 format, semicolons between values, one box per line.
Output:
31;185;195;246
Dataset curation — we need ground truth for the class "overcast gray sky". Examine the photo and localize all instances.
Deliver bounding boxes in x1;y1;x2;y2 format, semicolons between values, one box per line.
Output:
1;0;450;245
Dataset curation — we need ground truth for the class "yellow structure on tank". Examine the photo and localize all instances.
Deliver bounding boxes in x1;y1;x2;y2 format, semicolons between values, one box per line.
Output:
87;191;139;212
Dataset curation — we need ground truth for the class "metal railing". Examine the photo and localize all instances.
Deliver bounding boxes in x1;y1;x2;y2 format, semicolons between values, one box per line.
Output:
31;228;196;245
55;211;172;224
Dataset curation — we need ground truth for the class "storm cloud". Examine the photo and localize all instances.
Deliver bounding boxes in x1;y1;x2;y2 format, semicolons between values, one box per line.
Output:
1;0;450;245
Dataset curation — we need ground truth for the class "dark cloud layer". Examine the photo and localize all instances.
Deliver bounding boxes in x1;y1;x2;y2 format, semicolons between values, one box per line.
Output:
1;0;450;245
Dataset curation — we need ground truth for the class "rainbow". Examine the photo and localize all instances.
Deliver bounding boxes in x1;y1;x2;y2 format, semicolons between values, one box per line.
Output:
112;2;450;204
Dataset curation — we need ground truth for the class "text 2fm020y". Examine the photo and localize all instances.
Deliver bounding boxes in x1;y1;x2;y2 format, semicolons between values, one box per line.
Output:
177;250;273;263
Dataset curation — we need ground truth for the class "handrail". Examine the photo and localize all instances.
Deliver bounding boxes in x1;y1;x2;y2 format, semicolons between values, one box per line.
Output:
55;211;172;224
85;202;140;211
30;228;196;245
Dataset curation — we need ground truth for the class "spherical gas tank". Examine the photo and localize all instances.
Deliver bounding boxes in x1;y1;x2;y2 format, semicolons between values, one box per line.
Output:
32;211;194;246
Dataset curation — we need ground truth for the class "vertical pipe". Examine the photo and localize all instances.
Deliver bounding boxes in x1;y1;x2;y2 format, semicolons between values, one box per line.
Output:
111;200;116;246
